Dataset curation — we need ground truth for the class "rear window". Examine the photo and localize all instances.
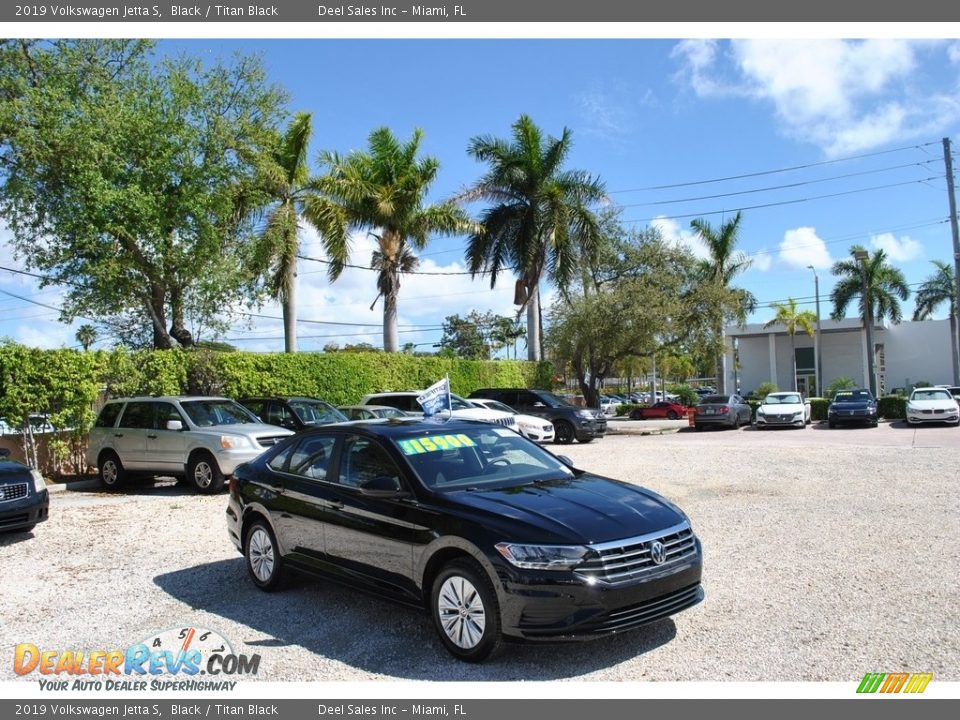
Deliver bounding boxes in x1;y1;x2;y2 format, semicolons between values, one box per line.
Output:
94;403;123;428
701;395;729;404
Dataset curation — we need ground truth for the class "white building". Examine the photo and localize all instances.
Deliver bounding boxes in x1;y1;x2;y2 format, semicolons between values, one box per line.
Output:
725;317;956;397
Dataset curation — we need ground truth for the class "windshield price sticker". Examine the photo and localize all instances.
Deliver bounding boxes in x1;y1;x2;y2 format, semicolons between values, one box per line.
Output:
398;434;475;455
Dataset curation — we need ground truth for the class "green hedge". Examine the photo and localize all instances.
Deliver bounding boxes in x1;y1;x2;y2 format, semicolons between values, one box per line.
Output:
0;344;552;433
878;395;906;420
810;398;829;422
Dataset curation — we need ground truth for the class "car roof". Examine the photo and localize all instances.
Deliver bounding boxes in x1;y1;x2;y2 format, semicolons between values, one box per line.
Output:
104;395;232;403
240;396;329;403
294;417;497;438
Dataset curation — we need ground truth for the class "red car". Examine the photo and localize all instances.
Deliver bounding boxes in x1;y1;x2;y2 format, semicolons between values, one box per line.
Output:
629;401;688;420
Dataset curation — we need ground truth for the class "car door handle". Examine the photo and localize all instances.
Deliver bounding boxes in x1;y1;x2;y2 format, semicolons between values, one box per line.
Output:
328;500;344;509
147;434;157;439
265;484;284;494
114;433;124;438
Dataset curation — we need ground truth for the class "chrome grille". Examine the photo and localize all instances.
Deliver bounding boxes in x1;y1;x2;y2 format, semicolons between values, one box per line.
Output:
256;435;288;448
492;417;516;428
0;482;29;503
576;523;697;583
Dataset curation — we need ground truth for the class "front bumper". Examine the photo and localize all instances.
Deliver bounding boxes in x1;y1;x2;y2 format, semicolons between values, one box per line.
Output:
756;413;805;427
496;540;703;640
574;417;607;440
829;410;877;425
214;448;267;476
0;488;49;532
907;409;959;424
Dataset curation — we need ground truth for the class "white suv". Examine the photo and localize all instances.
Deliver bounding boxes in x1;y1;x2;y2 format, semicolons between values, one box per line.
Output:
360;391;518;429
85;396;294;493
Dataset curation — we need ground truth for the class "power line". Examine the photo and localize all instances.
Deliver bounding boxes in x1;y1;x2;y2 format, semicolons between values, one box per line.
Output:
609;141;940;194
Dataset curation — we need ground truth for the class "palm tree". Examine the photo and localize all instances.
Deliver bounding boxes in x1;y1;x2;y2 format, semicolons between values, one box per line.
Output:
75;324;98;351
913;259;959;384
764;298;816;391
316;128;468;352
252;112;348;353
830;245;910;324
690;211;756;392
460;115;606;360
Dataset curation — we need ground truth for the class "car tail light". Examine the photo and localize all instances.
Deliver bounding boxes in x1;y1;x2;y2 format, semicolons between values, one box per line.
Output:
720;406;729;414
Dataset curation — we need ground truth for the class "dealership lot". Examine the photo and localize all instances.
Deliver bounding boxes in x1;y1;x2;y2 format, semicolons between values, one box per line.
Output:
1;422;957;681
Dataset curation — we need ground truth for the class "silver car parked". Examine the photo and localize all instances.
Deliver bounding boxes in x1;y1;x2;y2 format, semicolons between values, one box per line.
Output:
85;396;294;493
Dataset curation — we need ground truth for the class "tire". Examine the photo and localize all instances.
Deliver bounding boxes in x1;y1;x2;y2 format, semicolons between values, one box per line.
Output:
828;420;836;429
732;414;741;429
98;451;125;490
554;420;575;445
666;410;679;420
577;436;594;444
430;558;502;663
244;519;284;591
188;452;225;494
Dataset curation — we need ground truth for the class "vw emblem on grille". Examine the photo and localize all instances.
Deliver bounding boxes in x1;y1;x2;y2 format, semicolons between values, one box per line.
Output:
649;540;667;565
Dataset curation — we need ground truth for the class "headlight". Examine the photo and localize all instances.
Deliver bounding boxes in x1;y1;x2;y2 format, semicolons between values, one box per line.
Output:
495;542;589;570
30;469;46;493
220;435;251;450
756;407;765;415
575;409;594;419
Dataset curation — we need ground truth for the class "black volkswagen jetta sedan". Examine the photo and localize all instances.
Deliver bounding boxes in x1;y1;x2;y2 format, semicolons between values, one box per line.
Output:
226;418;703;662
0;448;49;533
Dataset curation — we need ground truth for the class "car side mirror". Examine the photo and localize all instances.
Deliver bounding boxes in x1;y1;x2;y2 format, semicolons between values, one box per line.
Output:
166;420;183;431
0;447;10;458
557;454;575;468
281;418;298;430
359;475;409;498
533;402;546;408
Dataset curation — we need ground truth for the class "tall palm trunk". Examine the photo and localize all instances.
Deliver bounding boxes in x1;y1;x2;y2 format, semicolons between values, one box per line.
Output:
526;282;541;361
282;260;297;353
383;279;399;352
790;332;797;392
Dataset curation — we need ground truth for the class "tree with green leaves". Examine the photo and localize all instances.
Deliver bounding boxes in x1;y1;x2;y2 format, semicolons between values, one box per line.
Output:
690;211;756;392
912;259;959;384
440;312;491;360
315;128;468;352
75;325;98;352
763;297;816;391
461;115;606;361
251;112;347;353
547;225;713;406
0;40;288;349
830;246;910;325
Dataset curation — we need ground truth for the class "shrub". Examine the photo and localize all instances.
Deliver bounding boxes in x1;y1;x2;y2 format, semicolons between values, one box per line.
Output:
809;398;829;422
667;383;698;407
746;398;761;420
617;403;646;416
825;376;856;400
878;395;906;420
755;382;778;400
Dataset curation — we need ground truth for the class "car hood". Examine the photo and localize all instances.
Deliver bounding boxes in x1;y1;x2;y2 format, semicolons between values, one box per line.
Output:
760;402;804;413
450;408;514;422
0;458;31;480
449;474;685;545
908;399;958;409
513;413;553;427
193;423;294;437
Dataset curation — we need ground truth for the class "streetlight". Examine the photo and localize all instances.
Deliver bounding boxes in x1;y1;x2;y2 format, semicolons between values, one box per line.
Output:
807;265;823;397
852;249;877;397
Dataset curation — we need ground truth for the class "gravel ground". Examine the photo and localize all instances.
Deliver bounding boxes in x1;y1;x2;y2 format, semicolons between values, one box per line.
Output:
1;423;957;682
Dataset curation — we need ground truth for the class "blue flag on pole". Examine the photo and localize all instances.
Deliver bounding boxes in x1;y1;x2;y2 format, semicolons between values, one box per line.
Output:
417;377;451;417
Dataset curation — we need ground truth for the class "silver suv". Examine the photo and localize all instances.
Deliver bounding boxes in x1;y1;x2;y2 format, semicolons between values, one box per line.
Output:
85;397;293;493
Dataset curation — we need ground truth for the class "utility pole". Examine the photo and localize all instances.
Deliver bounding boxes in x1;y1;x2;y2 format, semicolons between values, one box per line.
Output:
854;249;877;397
808;266;823;396
943;138;960;385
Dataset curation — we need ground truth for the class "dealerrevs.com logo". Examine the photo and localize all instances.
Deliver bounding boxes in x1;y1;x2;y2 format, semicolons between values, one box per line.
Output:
856;672;933;694
13;627;260;691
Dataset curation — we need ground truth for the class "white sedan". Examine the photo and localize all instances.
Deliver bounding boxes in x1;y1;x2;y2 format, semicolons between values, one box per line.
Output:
469;398;556;443
906;387;960;426
754;391;812;429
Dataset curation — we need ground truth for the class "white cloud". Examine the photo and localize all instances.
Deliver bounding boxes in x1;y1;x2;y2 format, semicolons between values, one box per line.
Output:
673;39;960;157
949;42;960;64
651;215;710;260
778;227;833;269
870;232;923;262
751;251;772;272
577;89;631;138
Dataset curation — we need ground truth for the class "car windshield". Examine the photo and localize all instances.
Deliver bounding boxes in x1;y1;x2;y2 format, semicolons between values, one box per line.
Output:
289;400;347;425
834;391;872;402
534;391;573;408
374;407;407;419
765;394;801;404
395;425;574;492
448;394;477;411
912;389;951;401
180;400;259;426
701;395;729;404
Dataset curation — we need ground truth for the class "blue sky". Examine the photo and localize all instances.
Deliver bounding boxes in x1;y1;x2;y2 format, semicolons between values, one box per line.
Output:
3;37;960;353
